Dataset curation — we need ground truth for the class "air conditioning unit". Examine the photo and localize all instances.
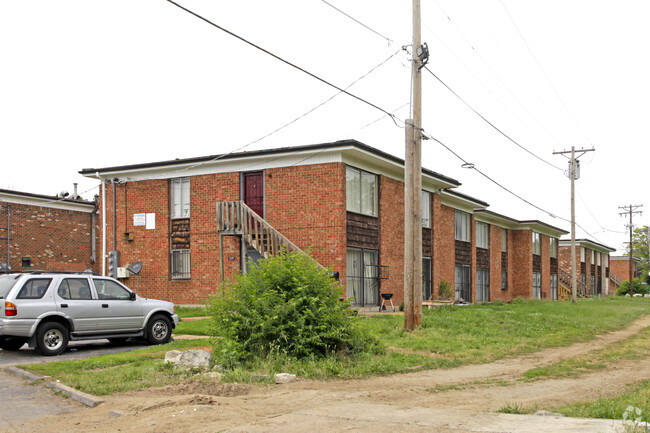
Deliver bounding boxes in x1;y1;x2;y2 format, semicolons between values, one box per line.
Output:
117;267;130;279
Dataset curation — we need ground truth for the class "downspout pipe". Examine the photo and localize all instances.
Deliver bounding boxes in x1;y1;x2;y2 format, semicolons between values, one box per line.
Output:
100;173;106;276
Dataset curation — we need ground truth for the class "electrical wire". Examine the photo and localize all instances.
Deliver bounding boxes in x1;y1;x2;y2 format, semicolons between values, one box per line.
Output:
423;130;608;244
423;66;564;171
165;0;398;122
499;0;592;146
321;0;393;45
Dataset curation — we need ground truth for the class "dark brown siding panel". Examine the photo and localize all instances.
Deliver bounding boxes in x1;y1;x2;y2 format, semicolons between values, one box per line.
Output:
477;248;489;268
550;257;558;273
347;212;380;249
455;240;471;265
533;254;541;272
422;227;432;256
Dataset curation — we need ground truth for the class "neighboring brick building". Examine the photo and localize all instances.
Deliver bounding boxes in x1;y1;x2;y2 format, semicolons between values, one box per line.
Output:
558;239;615;296
80;140;569;306
609;255;641;289
0;189;98;273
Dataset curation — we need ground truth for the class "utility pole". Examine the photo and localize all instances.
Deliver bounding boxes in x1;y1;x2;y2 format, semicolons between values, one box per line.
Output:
619;204;643;296
404;0;426;330
553;146;595;304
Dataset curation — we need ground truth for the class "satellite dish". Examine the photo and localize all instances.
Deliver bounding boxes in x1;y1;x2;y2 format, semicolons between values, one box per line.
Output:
128;261;143;275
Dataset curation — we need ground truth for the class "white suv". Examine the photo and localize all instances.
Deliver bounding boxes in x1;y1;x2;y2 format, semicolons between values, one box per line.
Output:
0;271;179;356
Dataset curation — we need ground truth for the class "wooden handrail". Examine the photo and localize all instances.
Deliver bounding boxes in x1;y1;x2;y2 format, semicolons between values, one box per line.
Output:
558;268;588;297
216;201;306;260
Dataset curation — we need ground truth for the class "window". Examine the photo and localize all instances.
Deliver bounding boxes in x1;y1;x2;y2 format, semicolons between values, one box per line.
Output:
581;273;586;292
347;248;379;306
455;211;470;242
171;177;190;219
421;191;431;228
422;257;432;300
501;268;507;291
501;229;507;252
603;255;608;268
21;257;31;267
57;278;92;300
591;250;595;264
532;232;541;255
532;272;541;299
455;264;471;302
476;222;489;249
476;268;489;302
580;247;585;262
17;278;51;299
550;238;558;259
550;274;558;300
93;279;131;300
596;253;601;266
590;274;596;295
171;249;191;280
346;167;377;217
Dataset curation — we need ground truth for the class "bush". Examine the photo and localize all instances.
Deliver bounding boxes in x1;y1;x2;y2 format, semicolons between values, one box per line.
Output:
208;249;380;368
438;280;453;300
616;278;649;296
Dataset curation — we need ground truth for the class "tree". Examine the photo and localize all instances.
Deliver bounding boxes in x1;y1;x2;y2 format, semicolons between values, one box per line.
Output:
625;225;649;280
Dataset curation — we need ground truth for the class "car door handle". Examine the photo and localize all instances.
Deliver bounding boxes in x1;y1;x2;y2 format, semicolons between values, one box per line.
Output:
60;304;68;308
102;304;109;308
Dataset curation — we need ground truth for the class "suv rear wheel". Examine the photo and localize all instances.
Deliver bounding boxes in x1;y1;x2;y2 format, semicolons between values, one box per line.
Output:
35;322;69;356
146;314;172;345
0;337;27;351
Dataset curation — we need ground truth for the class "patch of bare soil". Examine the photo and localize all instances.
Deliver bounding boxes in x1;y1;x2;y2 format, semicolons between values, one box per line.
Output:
9;315;650;433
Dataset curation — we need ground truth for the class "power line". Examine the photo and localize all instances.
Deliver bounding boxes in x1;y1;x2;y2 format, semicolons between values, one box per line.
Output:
423;66;564;171
423;131;607;244
499;0;592;146
165;0;397;121
321;0;393;46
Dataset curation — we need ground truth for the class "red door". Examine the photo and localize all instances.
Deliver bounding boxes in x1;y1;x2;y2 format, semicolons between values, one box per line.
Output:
243;172;264;217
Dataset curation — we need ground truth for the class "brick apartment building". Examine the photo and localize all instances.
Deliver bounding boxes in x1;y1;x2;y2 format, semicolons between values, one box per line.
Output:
609;255;641;289
80;140;570;306
0;189;98;273
558;239;615;296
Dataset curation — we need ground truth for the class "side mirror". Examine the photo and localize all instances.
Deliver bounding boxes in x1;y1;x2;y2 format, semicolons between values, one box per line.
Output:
130;291;136;300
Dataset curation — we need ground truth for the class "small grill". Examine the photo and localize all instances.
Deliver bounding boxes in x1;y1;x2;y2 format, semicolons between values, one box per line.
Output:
379;293;395;312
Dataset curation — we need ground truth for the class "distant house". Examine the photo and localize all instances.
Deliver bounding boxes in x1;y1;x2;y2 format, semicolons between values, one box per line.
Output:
80;140;570;306
609;255;642;289
558;239;616;296
0;189;98;273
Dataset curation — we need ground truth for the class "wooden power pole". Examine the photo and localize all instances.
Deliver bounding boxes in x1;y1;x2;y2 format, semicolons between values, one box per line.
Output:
553;146;594;304
404;0;425;330
619;204;643;296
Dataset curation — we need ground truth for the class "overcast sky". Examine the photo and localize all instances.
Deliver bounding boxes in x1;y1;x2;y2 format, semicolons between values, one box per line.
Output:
1;1;648;254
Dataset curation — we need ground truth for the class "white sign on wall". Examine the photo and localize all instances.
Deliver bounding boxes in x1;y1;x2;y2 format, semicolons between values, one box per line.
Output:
145;213;156;230
133;213;146;226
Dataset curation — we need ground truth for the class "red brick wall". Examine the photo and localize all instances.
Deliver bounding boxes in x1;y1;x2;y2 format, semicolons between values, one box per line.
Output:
433;201;456;299
379;176;405;303
0;201;97;272
540;234;551;299
101;163;348;305
610;259;636;282
511;230;532;298
490;226;508;301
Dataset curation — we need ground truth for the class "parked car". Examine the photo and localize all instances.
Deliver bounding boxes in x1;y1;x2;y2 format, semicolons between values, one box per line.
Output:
0;271;178;356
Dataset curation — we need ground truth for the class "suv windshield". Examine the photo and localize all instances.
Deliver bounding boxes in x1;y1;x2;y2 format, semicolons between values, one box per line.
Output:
0;274;20;299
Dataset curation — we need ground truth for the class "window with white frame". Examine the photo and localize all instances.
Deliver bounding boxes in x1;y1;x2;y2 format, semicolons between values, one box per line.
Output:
476;222;489;249
591;250;595;264
550;274;558;300
550;238;558;259
501;268;508;291
421;190;431;228
533;271;541;299
171;177;190;219
580;247;585;262
532;232;541;255
501;229;507;252
455;264;471;302
346;167;378;217
597;253;601;266
476;268;489;302
455;211;471;242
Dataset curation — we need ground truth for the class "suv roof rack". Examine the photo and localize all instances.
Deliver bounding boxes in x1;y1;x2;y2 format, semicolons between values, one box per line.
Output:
2;270;101;276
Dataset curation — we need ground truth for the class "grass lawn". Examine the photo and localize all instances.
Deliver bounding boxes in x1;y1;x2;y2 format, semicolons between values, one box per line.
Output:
19;297;650;396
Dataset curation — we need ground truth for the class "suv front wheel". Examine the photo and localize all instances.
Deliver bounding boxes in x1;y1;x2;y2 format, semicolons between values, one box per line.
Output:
146;314;172;345
35;322;69;356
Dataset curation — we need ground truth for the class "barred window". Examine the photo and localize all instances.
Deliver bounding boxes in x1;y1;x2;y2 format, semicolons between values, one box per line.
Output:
171;249;191;280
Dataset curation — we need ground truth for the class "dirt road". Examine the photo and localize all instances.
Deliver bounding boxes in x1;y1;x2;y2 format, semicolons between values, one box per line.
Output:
7;315;650;433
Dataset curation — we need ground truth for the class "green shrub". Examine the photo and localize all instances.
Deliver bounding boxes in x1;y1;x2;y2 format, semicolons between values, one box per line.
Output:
208;249;380;368
616;278;649;296
438;280;453;300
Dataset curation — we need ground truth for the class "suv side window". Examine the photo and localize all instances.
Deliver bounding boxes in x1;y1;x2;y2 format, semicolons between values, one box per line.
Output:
93;279;131;300
57;278;92;300
17;278;52;299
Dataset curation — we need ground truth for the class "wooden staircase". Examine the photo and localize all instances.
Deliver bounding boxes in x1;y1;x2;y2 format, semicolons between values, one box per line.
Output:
558;268;588;299
216;201;322;280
